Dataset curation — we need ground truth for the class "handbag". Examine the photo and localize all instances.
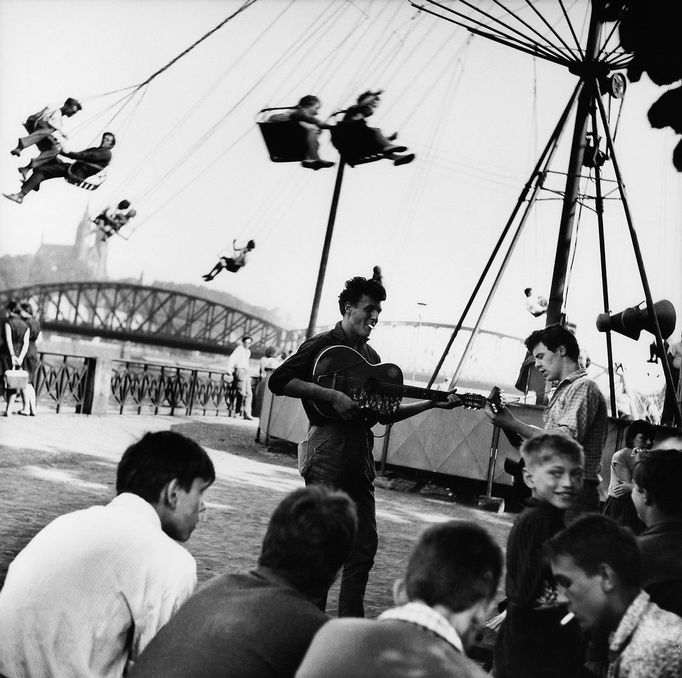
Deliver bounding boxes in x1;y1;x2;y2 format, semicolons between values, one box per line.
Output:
4;368;29;390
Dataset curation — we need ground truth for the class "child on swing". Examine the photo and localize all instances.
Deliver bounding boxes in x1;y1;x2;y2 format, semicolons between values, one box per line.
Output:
202;240;255;281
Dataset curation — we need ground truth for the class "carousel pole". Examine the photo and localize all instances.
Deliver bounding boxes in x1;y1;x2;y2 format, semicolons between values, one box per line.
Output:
589;104;618;418
594;86;682;427
306;161;346;339
546;3;604;325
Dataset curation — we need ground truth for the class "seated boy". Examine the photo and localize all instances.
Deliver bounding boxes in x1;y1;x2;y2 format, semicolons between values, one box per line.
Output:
269;95;334;170
296;521;502;678
0;431;215;678
494;433;586;678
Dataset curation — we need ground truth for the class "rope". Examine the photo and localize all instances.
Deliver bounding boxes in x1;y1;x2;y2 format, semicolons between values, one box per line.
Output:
130;0;259;96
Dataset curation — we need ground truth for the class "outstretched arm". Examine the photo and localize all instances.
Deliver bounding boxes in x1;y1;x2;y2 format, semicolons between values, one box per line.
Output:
386;391;461;424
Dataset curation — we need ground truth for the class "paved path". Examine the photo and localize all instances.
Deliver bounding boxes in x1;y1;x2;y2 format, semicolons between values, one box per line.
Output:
0;413;513;618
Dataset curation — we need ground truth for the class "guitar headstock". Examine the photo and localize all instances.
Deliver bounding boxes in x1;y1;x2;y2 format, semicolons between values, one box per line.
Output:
487;386;505;414
456;392;489;410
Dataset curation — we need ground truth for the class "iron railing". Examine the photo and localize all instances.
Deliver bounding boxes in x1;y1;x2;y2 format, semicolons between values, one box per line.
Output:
34;352;91;413
111;359;240;416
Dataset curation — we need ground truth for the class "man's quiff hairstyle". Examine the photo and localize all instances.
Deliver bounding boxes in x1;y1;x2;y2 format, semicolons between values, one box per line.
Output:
521;432;585;470
258;486;357;597
116;430;215;502
634;449;682;515
525;323;580;361
405;521;502;612
546;514;641;589
337;275;386;315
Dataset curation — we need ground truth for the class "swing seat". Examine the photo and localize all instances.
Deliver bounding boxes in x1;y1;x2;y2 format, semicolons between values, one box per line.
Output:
65;161;107;191
256;108;309;163
330;121;386;168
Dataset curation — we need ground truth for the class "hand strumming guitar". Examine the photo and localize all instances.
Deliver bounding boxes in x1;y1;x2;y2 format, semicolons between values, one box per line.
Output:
330;389;361;422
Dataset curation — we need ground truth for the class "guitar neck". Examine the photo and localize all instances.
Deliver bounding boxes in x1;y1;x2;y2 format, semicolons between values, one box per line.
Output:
400;384;450;402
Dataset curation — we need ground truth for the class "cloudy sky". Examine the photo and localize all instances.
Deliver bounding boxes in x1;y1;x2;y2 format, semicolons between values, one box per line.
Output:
1;0;680;385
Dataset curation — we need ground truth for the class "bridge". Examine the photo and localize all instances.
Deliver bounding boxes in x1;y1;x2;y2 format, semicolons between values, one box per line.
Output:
1;283;303;358
2;283;529;390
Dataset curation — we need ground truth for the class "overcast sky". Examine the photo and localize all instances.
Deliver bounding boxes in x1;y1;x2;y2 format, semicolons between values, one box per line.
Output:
1;0;680;388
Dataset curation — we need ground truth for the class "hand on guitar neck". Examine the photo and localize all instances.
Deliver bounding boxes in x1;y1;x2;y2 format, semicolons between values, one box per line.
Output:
485;386;525;448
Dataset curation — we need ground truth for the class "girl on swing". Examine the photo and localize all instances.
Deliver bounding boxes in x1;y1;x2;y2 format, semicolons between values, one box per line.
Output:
202;240;255;281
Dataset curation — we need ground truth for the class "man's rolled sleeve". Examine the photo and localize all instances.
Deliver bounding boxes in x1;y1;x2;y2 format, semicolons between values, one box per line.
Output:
268;337;326;395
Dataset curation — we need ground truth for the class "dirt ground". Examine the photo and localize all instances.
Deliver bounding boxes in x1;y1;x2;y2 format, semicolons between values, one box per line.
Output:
0;414;513;620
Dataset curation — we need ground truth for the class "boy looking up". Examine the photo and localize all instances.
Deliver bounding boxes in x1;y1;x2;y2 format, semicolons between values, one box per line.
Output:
494;433;585;678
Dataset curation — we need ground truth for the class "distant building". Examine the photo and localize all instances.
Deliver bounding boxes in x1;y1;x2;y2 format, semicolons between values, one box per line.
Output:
27;207;108;283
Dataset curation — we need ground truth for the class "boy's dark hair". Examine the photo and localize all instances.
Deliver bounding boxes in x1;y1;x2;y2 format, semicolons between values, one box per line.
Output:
19;301;33;315
546;514;641;589
102;132;116;147
6;298;20;313
521;432;584;470
258;486;357;597
524;323;580;361
241;334;252;342
624;419;656;448
337;275;387;315
524;287;532;296
246;239;256;249
405;522;502;612
298;95;320;108
265;346;277;358
634;449;682;515
117;199;131;210
116;431;215;502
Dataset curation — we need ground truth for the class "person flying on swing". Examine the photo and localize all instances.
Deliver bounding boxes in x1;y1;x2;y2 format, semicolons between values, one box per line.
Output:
93;200;137;240
269;95;335;170
341;91;415;166
10;97;82;180
3;132;115;204
202;240;255;281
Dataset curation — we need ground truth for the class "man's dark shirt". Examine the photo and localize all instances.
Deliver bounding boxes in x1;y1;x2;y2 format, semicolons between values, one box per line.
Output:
269;321;380;426
64;146;112;179
638;521;682;617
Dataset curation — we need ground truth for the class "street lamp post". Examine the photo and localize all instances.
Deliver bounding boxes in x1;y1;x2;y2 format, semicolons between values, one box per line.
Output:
411;302;427;382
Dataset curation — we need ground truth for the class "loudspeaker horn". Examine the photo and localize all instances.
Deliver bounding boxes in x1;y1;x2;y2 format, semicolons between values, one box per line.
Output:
596;300;676;341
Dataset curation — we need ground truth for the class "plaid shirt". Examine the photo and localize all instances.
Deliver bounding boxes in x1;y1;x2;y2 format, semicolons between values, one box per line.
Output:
379;601;464;653
608;591;682;678
544;369;607;480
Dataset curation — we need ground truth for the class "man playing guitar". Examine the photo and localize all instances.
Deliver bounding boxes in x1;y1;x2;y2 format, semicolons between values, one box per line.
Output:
268;270;460;618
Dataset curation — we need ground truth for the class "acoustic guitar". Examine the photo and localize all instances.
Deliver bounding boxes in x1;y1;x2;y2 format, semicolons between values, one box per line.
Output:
310;345;490;423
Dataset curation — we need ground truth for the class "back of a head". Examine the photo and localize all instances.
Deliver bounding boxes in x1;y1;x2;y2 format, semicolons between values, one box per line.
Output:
116;431;215;503
118;199;131;210
19;301;33;316
521;432;584;470
404;521;502;612
258;486;358;597
524;323;580;361
634;448;682;516
546;514;641;589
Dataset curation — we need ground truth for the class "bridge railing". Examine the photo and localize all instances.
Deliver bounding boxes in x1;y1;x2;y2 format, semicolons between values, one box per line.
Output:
111;359;237;417
34;352;92;413
30;352;242;416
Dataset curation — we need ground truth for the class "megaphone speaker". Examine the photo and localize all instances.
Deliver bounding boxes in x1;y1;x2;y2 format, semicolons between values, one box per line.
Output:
596;300;677;341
